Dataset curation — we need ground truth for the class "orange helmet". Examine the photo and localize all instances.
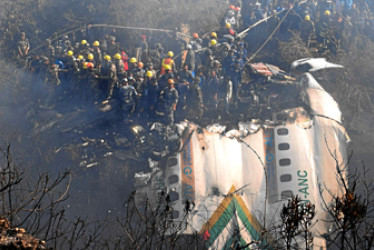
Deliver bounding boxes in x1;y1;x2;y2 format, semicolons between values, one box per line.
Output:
138;62;144;68
229;5;235;10
167;79;175;84
192;33;199;39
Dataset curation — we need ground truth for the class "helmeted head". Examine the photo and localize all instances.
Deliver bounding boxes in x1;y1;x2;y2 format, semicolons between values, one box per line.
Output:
324;10;331;16
305;15;310;21
138;62;144;69
210;39;217;47
93;41;100;47
210;32;217;38
146;70;153;78
81;40;87;46
167;79;175;86
130;57;137;63
66;50;74;57
104;55;111;61
167;51;174;58
192;33;199;39
114;53;121;60
87;53;94;60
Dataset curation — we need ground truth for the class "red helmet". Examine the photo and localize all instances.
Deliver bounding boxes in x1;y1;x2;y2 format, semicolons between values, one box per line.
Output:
229;29;235;35
229;5;235;10
141;35;146;40
235;7;241;11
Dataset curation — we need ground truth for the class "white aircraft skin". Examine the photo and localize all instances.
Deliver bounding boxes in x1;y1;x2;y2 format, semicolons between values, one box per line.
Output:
136;59;348;249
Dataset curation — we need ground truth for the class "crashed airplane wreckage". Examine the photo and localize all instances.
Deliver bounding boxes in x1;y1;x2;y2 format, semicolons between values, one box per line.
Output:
135;58;348;249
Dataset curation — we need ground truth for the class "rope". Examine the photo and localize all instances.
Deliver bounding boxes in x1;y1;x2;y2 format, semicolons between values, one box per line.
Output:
246;4;296;64
29;24;189;53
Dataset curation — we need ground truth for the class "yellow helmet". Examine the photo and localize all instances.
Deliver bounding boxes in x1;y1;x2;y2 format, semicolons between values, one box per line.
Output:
87;53;94;60
130;57;137;63
324;10;331;16
78;55;84;60
211;32;217;38
83;62;88;69
164;64;171;70
81;40;87;45
305;15;310;21
114;53;121;60
167;51;174;57
146;70;153;78
67;50;74;57
93;41;100;47
210;39;217;47
225;22;231;29
104;55;111;61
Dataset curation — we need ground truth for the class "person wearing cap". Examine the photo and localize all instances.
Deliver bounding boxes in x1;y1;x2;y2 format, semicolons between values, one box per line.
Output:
119;77;138;122
158;79;178;125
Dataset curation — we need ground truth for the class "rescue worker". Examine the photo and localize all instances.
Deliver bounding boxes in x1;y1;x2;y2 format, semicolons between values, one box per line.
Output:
64;50;79;83
146;78;160;121
77;40;90;57
128;57;138;73
138;35;149;62
113;53;126;79
186;77;204;123
100;55;117;100
44;39;55;61
158;79;178;125
158;65;174;90
184;44;196;72
17;32;30;66
160;51;176;75
299;15;316;47
118;78;137;122
107;35;120;56
175;78;189;122
92;41;102;69
178;64;194;83
202;70;219;118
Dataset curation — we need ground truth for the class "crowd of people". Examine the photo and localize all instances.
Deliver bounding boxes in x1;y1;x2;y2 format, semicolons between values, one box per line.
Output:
9;0;374;126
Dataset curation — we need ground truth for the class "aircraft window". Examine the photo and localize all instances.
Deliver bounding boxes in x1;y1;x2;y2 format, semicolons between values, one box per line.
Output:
278;143;290;150
281;190;293;199
277;128;288;136
172;210;179;219
169;191;179;202
168;175;179;184
168;157;178;167
280;174;292;182
279;158;291;166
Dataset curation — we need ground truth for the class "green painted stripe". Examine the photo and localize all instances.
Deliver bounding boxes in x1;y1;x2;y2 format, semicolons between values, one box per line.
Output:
234;199;262;240
221;232;235;250
207;199;236;246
